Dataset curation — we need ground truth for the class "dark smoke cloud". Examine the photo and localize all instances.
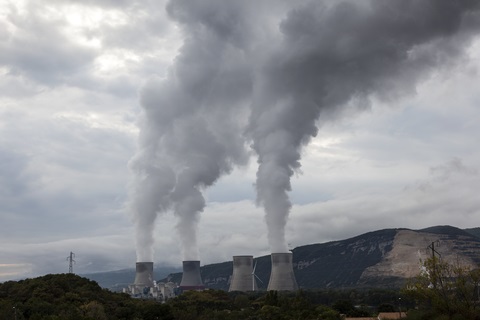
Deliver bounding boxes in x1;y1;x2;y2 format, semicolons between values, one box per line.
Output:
130;0;480;259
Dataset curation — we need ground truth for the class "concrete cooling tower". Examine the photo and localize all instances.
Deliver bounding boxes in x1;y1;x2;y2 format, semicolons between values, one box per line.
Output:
267;253;298;291
134;262;154;287
179;260;205;290
229;255;257;292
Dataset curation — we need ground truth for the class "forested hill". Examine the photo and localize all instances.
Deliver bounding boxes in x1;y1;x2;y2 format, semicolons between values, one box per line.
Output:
163;225;480;290
0;273;172;319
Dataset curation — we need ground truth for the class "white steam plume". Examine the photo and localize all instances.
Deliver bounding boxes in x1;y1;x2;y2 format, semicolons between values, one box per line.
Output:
129;0;480;259
247;0;480;253
129;0;254;261
129;114;175;262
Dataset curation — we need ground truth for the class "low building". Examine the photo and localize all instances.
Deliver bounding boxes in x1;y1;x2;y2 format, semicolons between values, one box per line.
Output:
377;312;407;319
345;312;406;320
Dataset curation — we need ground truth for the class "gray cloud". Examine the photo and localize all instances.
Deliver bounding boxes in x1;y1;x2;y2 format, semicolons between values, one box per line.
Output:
288;157;480;247
0;2;97;86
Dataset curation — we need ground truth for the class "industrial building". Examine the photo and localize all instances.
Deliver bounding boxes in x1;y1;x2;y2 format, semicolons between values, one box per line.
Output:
124;262;176;302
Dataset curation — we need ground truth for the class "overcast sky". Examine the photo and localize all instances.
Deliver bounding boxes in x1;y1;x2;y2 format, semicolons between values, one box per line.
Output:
1;0;480;282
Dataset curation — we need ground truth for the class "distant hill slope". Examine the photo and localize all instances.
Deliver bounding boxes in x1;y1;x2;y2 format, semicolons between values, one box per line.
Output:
419;225;474;237
161;225;480;290
82;266;181;292
464;227;480;239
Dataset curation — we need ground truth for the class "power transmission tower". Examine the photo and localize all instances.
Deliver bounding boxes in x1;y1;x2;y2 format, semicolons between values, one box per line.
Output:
67;251;75;274
427;241;441;259
427;241;441;289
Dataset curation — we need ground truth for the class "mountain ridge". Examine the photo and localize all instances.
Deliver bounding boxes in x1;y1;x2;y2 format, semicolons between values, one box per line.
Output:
161;225;480;290
84;225;480;291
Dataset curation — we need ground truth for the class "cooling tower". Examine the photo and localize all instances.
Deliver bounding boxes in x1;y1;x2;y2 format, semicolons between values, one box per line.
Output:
134;262;154;287
229;255;257;292
267;252;298;291
179;260;204;290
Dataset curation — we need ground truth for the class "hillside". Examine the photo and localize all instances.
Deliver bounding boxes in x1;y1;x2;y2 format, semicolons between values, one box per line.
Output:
82;266;181;292
161;225;480;290
0;273;175;319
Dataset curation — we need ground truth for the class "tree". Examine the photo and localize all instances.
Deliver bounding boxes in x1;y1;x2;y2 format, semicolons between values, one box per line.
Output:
332;299;355;315
141;302;174;320
404;256;480;318
259;305;284;320
315;305;340;320
377;303;395;313
81;301;107;320
233;294;250;309
264;290;279;306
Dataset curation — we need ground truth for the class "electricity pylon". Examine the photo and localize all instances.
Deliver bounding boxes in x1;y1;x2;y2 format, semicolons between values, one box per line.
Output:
67;251;75;274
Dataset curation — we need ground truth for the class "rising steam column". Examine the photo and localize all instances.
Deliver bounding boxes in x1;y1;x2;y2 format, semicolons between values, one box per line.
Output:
267;252;298;291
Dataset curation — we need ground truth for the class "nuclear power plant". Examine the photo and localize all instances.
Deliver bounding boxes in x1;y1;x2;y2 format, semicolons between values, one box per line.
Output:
124;252;298;297
267;252;298;291
229;255;257;292
179;260;205;291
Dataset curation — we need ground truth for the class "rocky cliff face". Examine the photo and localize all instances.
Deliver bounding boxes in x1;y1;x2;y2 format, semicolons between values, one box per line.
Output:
162;225;480;290
361;228;480;282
